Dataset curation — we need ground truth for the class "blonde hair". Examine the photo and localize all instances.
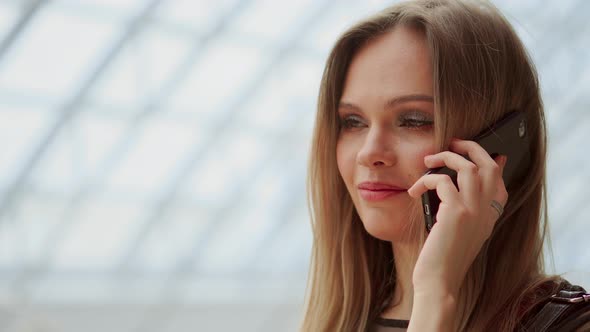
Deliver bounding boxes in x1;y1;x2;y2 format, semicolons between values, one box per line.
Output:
300;0;562;331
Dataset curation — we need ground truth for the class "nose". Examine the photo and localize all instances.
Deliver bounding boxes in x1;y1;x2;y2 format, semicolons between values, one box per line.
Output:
356;127;397;168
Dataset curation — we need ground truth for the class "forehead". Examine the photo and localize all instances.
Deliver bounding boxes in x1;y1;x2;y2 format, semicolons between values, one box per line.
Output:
342;26;433;101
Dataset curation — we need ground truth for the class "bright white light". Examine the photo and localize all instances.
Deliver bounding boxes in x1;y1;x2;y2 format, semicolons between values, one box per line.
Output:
168;34;268;113
0;6;116;100
90;26;191;111
0;107;50;190
103;116;202;197
51;196;147;270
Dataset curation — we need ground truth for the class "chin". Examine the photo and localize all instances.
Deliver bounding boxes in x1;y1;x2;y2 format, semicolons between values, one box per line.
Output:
358;209;409;242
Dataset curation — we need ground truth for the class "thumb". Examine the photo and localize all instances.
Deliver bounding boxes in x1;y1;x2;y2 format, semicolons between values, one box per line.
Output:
499;155;508;173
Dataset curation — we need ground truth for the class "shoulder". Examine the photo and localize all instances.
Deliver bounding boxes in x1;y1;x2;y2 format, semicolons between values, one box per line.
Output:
524;279;590;332
548;282;590;332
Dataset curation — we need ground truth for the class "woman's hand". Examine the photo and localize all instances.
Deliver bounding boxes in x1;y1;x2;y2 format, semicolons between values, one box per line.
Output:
407;138;508;297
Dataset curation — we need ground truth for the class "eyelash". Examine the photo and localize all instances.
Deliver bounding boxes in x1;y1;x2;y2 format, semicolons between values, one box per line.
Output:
338;114;434;130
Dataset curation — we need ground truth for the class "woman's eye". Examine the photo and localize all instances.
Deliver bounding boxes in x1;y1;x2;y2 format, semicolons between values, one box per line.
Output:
400;118;434;128
399;111;434;128
339;115;365;129
338;112;433;130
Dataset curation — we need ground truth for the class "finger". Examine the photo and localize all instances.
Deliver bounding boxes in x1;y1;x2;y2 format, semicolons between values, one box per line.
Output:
494;155;506;176
448;138;496;168
494;155;509;206
408;174;461;204
449;139;500;193
424;152;480;208
500;155;508;172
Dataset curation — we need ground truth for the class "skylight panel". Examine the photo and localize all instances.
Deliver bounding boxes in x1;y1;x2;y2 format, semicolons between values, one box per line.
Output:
102;116;202;198
0;5;117;102
89;25;190;112
51;195;147;270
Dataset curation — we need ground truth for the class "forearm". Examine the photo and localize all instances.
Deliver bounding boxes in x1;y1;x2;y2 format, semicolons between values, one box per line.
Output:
407;291;457;331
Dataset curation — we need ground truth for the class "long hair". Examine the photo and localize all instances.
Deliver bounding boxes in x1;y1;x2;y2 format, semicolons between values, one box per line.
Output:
300;1;563;331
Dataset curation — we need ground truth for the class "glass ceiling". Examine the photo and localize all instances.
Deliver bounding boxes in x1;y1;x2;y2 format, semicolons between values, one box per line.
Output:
0;0;588;331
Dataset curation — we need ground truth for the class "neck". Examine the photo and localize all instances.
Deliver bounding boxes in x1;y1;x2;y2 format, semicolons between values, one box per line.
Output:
380;240;421;320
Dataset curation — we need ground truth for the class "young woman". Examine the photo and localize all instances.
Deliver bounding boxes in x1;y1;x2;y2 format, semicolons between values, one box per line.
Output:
300;0;590;331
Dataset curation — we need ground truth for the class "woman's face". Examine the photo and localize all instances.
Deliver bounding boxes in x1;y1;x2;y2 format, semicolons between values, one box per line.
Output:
337;26;436;241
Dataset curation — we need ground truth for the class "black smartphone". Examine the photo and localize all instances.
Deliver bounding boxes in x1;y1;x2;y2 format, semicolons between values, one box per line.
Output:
421;110;530;232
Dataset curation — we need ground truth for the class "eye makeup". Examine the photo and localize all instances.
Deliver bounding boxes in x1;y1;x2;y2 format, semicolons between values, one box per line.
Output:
338;109;433;130
397;110;434;129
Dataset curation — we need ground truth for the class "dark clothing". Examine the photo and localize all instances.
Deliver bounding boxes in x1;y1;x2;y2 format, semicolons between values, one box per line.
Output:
369;317;408;332
370;282;590;332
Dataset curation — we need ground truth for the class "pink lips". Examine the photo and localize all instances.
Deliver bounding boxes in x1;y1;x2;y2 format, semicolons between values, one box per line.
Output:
357;182;406;202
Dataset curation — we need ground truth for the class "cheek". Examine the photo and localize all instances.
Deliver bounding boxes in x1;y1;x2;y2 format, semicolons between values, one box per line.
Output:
336;140;354;182
336;138;362;197
400;141;436;179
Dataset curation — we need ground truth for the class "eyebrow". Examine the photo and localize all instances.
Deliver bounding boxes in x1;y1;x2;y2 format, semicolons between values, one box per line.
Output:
339;94;434;111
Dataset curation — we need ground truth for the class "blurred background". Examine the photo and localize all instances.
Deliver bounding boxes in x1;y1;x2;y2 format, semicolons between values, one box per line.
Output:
0;0;588;331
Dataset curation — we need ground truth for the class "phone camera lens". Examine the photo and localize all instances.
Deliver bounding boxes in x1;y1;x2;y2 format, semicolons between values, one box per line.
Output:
518;120;526;138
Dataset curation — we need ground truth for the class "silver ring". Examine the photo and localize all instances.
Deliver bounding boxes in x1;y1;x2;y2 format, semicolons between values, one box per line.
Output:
490;200;504;218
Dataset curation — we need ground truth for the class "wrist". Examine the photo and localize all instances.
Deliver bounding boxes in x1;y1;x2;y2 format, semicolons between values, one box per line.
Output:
408;291;457;331
413;290;457;309
413;280;459;298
